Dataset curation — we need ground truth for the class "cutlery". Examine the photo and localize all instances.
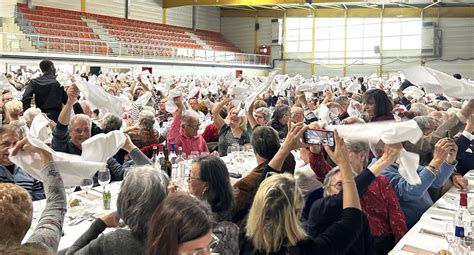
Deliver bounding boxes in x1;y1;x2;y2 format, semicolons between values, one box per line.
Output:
419;228;445;238
436;206;456;212
430;217;452;222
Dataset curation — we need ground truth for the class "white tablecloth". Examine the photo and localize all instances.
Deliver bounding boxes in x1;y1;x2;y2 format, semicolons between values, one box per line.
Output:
23;151;304;252
390;170;474;255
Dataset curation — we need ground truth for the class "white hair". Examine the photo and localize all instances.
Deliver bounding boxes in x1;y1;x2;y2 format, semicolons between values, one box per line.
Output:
182;109;200;125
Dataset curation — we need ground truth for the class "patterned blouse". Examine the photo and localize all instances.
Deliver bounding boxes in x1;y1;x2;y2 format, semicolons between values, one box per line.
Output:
25;162;67;254
218;124;250;156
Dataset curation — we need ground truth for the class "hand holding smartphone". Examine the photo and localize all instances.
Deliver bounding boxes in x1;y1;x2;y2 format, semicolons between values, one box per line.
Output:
303;129;335;147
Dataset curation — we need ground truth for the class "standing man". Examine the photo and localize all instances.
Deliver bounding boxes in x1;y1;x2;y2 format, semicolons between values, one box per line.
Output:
22;59;68;122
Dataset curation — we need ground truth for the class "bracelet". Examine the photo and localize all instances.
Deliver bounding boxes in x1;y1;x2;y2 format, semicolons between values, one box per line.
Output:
428;165;439;174
342;180;355;185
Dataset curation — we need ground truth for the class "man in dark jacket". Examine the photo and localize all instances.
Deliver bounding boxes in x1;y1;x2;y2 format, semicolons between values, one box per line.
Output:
22;59;68;122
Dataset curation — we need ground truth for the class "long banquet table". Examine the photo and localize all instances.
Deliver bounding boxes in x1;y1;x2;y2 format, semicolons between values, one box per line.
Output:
390;170;474;255
23;154;267;253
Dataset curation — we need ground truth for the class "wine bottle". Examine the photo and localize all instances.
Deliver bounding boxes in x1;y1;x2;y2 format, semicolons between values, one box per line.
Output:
161;142;173;178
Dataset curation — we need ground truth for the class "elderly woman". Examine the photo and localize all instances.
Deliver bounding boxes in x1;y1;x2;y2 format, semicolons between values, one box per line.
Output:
146;193;214;255
246;101;271;130
212;97;250;156
268;104;290;139
125;110;160;148
188;155;239;254
0;139;66;254
67;165;169;254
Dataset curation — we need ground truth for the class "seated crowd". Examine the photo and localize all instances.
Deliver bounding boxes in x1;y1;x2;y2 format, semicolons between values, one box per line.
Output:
0;59;473;255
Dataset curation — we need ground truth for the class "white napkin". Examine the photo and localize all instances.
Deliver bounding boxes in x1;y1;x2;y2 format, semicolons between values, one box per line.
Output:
244;70;278;111
329;120;423;184
81;130;126;162
8;115;114;186
402;66;474;99
0;75;11;90
76;80;123;116
134;91;152;107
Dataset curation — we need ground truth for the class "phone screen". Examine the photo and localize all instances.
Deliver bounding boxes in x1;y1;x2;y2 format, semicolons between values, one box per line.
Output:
303;130;335;146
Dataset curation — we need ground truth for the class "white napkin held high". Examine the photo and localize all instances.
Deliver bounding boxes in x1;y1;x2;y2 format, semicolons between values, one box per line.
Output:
9;115;127;186
329;120;423;184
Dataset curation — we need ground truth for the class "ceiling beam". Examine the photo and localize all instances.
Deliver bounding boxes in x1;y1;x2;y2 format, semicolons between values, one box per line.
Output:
162;0;396;8
221;6;474;18
163;0;305;8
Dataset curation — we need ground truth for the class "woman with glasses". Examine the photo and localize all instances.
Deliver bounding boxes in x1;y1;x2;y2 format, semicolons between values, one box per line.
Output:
212;96;250;156
146;193;216;255
188;155;239;254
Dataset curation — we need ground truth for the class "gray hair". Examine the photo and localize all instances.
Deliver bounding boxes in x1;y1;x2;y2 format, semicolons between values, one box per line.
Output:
345;140;369;153
117;165;169;240
182;109;200;125
438;101;452;111
294;166;323;198
102;113;123;132
335;95;350;106
69;114;91;129
255;107;271;122
413;116;439;131
138;110;155;131
323;167;340;197
273;105;290;121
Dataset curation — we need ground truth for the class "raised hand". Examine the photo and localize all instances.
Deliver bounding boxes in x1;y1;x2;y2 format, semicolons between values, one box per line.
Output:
323;130;350;167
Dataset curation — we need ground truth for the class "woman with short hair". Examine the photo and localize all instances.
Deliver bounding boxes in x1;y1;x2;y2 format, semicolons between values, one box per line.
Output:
67;165;169;255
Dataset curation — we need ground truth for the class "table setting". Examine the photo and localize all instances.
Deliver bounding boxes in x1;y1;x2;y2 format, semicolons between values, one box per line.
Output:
390;170;474;255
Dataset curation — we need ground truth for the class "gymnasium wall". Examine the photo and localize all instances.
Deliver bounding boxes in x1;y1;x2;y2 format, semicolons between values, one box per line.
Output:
222;16;474;78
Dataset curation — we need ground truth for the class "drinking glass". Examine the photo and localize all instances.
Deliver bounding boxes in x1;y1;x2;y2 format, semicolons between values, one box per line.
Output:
444;223;454;244
189;151;199;162
98;169;111;191
80;178;94;204
227;147;234;166
65;186;75;207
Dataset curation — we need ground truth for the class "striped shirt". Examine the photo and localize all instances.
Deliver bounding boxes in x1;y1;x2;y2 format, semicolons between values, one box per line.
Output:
0;164;45;201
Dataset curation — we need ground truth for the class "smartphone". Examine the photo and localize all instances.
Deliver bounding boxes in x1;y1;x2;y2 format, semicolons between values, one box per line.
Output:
305;112;318;124
303;129;335;147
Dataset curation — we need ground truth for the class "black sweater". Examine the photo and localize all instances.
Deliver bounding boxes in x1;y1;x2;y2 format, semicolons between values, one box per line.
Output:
22;74;68;122
239;208;364;255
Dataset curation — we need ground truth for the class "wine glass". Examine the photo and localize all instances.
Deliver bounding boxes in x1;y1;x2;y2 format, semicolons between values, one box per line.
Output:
227;146;234;166
65;186;75;208
98;169;111;192
189;151;199;162
80;178;94;204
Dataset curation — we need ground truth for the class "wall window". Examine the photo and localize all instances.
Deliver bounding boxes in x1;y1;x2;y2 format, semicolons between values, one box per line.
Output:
382;18;422;50
285;16;422;64
286;17;312;52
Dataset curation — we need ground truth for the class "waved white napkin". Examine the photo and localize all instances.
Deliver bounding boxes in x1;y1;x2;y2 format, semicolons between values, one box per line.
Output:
134;91;152;107
403;66;474;99
329;120;423;184
244;70;278;112
9;115;126;186
76;80;123;116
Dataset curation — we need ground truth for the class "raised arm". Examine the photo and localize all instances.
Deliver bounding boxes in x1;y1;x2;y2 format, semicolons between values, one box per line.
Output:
323;131;361;210
11;139;66;254
212;97;232;130
246;101;258;130
58;84;80;126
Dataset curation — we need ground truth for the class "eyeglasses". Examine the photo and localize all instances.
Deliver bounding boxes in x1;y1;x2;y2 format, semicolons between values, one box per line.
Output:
178;233;220;255
187;176;201;183
186;123;200;130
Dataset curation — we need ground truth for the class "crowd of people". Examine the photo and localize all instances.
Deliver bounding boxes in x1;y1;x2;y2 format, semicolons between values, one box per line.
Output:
0;59;473;255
